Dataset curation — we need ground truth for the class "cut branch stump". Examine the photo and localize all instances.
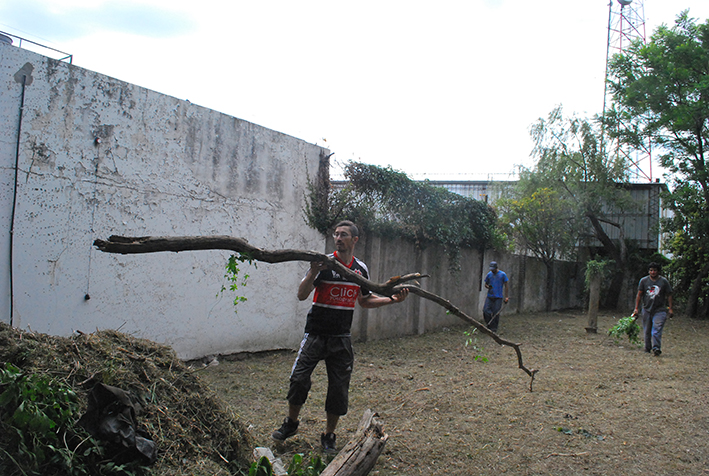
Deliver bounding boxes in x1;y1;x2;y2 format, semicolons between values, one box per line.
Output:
321;409;387;476
586;272;601;334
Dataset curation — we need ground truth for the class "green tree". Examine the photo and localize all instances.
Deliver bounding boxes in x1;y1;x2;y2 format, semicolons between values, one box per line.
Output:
521;105;636;309
606;11;709;317
499;187;578;310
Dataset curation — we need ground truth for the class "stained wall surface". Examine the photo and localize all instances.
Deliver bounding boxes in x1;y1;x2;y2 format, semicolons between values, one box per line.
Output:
1;44;325;359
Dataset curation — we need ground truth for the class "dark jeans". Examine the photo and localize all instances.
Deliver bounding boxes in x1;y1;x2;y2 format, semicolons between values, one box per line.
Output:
287;334;354;416
483;297;503;332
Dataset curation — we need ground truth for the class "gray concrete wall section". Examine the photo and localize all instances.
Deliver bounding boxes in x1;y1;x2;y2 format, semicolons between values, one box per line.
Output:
1;44;324;359
346;235;585;344
347;234;476;342
482;255;583;315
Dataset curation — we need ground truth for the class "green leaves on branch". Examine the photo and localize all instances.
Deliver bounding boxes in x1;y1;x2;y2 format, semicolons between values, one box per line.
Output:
248;453;326;476
608;316;642;345
584;259;614;291
219;252;255;310
286;453;327;476
462;327;488;363
249;456;273;476
1;363;77;474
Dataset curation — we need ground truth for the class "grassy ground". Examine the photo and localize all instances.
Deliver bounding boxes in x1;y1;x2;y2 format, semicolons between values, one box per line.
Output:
199;310;709;475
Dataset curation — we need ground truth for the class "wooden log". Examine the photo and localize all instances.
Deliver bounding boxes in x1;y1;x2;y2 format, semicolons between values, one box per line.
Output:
320;409;388;476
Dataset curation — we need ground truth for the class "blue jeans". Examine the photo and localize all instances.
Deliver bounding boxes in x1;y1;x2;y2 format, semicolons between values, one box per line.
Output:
483;297;503;332
642;310;668;352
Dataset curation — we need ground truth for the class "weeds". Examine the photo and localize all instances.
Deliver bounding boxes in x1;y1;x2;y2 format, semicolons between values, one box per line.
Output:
0;362;149;476
463;327;488;362
248;453;326;476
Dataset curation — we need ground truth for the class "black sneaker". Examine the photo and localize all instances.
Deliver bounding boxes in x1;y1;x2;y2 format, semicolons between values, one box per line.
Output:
320;432;337;453
652;348;662;356
272;417;299;441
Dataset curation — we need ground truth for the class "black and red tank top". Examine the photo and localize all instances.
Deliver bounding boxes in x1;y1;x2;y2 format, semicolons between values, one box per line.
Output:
304;251;371;336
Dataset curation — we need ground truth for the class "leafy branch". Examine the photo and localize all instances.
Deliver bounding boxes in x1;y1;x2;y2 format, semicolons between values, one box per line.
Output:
608;316;642;345
218;252;256;310
305;161;502;270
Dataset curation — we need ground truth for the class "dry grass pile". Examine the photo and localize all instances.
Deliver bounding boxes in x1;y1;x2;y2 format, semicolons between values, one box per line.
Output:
0;322;253;476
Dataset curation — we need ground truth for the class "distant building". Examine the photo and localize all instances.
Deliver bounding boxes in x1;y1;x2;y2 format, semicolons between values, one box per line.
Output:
426;180;670;253
332;178;670;254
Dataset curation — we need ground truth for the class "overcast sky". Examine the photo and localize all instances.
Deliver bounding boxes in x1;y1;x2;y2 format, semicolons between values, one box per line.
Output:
3;1;708;180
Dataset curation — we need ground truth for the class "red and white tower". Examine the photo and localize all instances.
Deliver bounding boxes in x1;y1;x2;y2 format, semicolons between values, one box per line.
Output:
603;0;653;182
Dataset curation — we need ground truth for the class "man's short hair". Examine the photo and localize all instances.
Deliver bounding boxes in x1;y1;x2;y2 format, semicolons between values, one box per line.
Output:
335;220;359;238
648;262;661;271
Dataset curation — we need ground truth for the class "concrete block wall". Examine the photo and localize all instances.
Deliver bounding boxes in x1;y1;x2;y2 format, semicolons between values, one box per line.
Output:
347;234;585;343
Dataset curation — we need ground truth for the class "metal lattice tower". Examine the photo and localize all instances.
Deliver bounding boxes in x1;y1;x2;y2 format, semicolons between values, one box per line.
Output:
602;0;653;182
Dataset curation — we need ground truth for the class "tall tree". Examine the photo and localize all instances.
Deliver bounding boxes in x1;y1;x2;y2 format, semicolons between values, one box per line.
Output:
521;106;635;309
499;187;578;311
606;11;709;317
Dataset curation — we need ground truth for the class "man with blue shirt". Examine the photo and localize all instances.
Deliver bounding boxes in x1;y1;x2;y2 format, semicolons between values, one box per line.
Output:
483;261;509;333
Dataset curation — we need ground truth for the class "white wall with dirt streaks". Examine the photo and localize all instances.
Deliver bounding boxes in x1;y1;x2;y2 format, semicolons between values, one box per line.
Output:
0;44;325;359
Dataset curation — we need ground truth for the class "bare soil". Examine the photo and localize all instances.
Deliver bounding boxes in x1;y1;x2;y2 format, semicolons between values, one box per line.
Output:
199;310;709;476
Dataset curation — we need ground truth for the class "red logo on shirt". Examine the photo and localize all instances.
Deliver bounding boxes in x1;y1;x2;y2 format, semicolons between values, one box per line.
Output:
314;281;360;309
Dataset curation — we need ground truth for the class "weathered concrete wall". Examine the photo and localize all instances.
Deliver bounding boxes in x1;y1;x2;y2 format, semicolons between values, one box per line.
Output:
349;235;477;342
500;254;583;314
1;44;325;359
346;235;585;343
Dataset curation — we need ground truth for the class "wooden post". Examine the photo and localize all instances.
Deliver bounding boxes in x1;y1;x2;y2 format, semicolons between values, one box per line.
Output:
585;273;600;333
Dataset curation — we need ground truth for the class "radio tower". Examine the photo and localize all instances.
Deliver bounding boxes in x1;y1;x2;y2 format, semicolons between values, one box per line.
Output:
602;0;653;182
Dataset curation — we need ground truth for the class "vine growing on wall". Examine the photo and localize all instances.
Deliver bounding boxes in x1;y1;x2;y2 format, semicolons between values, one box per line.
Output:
305;161;502;267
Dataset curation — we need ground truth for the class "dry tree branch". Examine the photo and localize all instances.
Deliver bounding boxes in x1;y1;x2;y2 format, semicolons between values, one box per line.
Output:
94;235;538;391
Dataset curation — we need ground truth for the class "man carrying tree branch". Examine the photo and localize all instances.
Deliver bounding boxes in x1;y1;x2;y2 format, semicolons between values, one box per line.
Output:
272;220;408;453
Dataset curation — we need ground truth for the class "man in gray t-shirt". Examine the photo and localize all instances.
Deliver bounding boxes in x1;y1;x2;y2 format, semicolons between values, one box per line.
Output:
632;262;673;356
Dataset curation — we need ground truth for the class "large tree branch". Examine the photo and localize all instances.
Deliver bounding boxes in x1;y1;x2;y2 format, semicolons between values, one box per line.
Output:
94;235;538;391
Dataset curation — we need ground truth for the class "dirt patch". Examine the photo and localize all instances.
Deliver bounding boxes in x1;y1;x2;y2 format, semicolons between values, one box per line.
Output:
199;311;709;475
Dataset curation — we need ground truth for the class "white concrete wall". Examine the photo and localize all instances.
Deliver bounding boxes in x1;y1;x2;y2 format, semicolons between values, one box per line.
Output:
1;44;325;359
